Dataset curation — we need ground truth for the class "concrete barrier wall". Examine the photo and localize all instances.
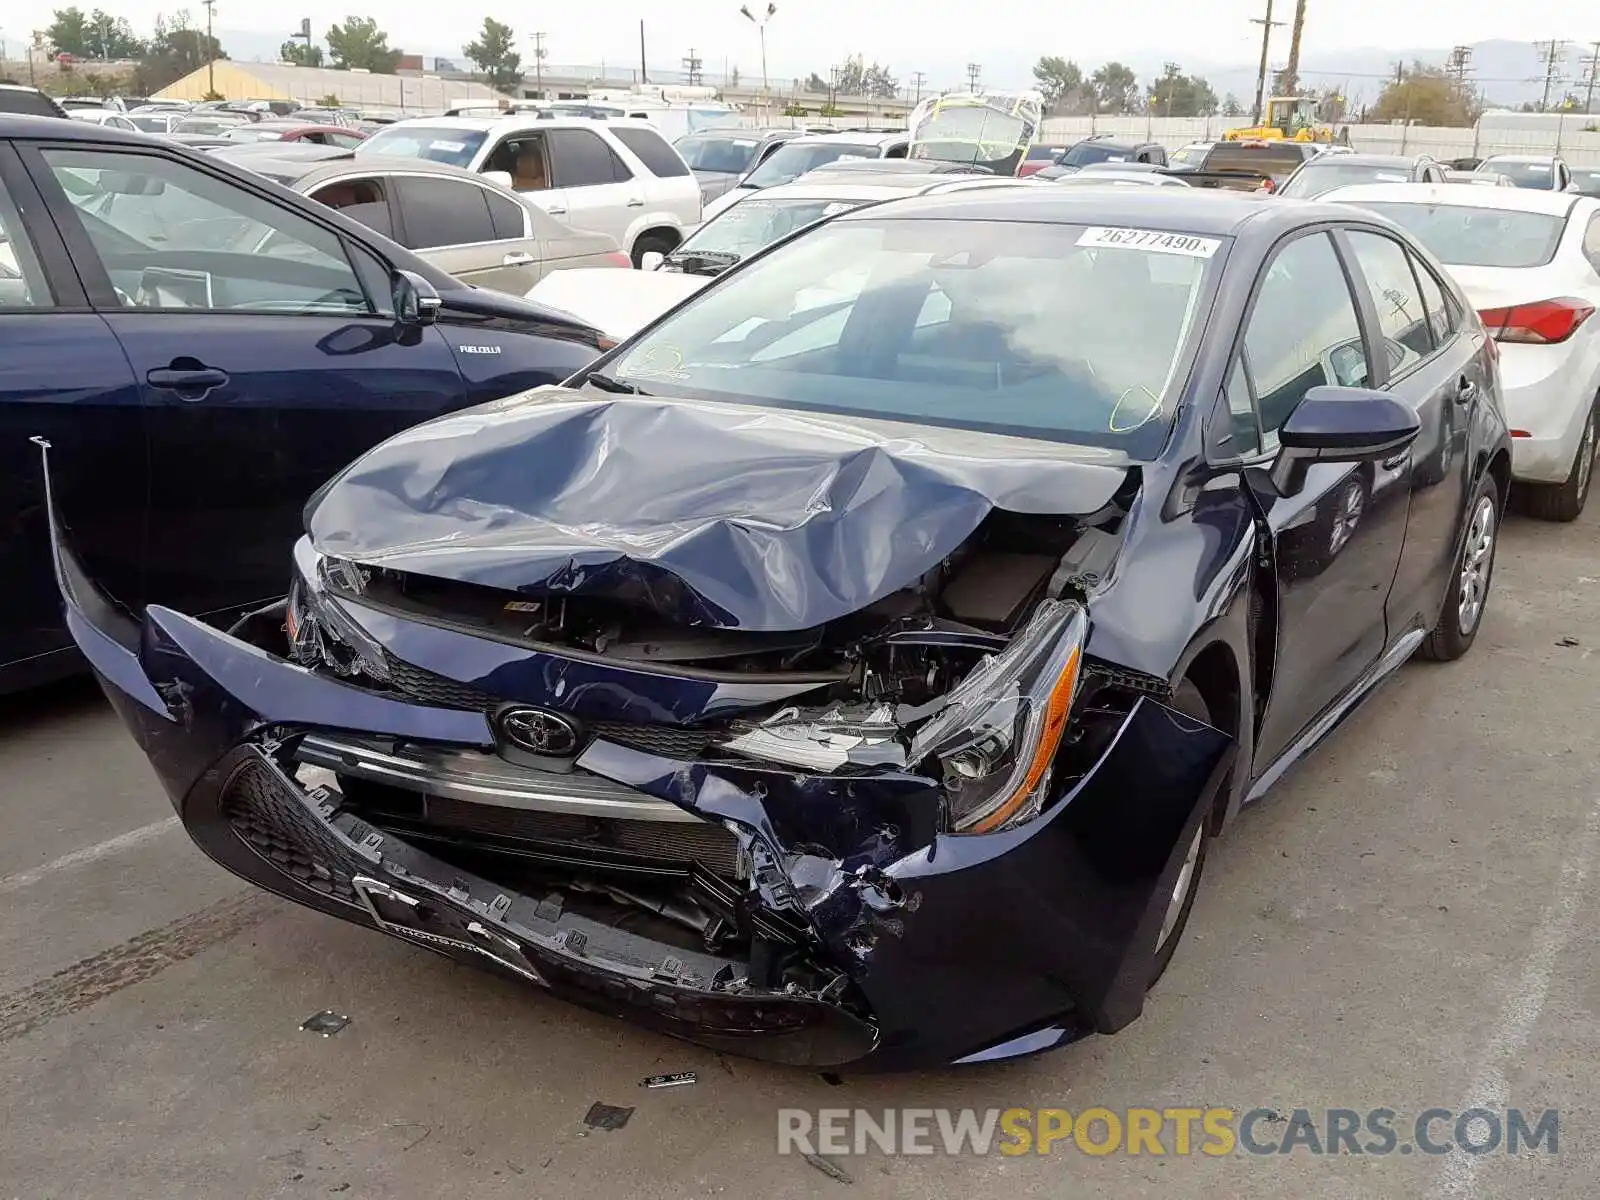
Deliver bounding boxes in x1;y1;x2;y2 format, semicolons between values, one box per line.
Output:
748;111;1600;166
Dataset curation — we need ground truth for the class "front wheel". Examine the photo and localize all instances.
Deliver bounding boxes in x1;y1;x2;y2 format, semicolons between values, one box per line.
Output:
1419;473;1500;662
1150;679;1212;986
630;232;676;270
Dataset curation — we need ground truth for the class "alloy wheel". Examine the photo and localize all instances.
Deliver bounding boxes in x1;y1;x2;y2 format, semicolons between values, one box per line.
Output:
1457;493;1497;636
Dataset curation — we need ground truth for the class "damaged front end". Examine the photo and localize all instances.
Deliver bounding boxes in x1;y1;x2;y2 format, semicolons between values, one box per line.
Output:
42;403;1233;1070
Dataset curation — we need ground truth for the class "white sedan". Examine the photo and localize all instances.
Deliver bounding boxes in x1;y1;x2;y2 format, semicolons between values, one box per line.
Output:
1326;182;1600;520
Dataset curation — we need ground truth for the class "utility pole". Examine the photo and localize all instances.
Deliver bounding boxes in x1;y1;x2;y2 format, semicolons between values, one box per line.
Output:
1536;39;1567;112
1582;41;1600;115
966;62;981;91
910;70;926;104
1281;0;1307;96
530;31;545;97
202;0;216;95
738;5;776;117
1447;44;1473;89
1249;0;1282;124
681;48;703;86
639;19;647;84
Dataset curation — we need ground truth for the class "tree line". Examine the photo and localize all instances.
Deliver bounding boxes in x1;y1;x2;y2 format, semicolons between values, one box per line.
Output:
36;7;529;96
1031;56;1235;118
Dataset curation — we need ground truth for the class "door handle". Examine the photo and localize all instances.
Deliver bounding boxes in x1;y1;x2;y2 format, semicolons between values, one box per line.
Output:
626;197;645;208
1454;376;1478;405
1381;450;1411;471
502;251;536;266
546;206;568;215
146;364;228;400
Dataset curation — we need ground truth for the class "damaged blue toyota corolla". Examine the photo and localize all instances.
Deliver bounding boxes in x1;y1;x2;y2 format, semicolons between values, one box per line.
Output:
52;189;1510;1070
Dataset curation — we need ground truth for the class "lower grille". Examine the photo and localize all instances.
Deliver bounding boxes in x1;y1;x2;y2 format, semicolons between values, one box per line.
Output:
222;760;358;904
381;651;712;758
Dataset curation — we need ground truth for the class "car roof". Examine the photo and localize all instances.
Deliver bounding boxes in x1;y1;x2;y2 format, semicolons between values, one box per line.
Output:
781;130;906;147
1480;153;1560;163
373;114;661;133
1297;153;1420;167
840;186;1308;235
1320;181;1580;214
746;173;1025;203
249;153;501;189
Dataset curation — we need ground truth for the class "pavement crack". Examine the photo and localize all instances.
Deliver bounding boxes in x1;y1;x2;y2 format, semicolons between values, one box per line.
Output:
0;891;278;1044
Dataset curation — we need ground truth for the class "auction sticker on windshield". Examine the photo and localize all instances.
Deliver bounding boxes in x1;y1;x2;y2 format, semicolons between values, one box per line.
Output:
1078;227;1221;258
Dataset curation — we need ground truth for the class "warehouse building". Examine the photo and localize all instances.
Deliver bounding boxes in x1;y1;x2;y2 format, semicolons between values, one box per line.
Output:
155;60;508;115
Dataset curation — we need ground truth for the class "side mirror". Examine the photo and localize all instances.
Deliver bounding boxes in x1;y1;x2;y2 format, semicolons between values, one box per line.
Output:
1270;385;1420;495
481;169;514;190
640;250;665;271
391;269;442;327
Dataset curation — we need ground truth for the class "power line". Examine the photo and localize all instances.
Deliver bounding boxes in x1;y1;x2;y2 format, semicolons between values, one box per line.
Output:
1447;44;1473;88
1535;38;1567;111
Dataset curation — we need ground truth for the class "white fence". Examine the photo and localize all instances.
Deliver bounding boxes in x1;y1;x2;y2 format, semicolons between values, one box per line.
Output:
741;110;1600;166
1029;116;1600;164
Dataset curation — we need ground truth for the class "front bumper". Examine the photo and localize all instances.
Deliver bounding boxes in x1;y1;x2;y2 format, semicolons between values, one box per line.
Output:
60;573;1231;1071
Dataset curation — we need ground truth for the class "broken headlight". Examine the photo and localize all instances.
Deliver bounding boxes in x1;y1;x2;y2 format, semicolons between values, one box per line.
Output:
910;599;1087;834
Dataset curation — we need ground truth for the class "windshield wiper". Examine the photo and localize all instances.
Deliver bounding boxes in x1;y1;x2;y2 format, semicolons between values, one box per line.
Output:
582;371;650;395
664;249;741;276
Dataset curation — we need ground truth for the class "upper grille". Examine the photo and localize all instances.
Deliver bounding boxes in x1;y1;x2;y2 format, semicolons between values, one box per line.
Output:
381;651;712;759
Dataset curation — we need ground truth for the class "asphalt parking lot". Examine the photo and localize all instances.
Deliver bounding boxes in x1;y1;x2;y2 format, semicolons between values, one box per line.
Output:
1;504;1596;1199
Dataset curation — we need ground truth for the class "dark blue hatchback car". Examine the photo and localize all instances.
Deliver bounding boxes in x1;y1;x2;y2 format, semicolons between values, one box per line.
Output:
0;115;605;692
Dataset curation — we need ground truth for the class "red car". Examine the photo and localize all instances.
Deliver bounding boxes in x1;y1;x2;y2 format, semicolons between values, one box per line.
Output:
1018;144;1068;177
220;121;367;149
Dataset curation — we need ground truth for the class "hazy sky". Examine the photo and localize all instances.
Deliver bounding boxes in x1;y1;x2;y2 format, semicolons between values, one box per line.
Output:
2;0;1587;78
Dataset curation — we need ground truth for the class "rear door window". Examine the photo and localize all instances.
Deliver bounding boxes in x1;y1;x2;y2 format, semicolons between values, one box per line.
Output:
0;172;52;307
546;129;625;188
394;176;497;248
485;189;528;240
1410;255;1457;345
610;126;691;177
1344;230;1435;372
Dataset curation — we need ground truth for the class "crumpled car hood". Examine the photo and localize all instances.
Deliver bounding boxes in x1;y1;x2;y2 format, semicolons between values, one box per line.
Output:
306;389;1132;632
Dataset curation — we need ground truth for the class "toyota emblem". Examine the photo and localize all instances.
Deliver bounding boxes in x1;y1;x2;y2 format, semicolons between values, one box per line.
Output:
497;706;581;756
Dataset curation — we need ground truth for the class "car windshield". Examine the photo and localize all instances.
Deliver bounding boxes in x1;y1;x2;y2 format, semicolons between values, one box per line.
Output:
1481;159;1556;188
743;142;882;188
1570;170;1600;195
356;125;489;168
1059;143;1134;167
1279;161;1414;198
175;118;244;135
676;196;871;261
610;217;1222;455
291;110;341;125
224;126;287;142
128;115;173;133
675;133;764;173
1354;202;1566;268
1169;145;1209;167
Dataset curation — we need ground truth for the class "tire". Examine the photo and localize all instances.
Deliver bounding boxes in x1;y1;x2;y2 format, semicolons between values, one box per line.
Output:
1150;679;1212;986
1518;399;1596;522
1419;472;1500;662
630;232;677;270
